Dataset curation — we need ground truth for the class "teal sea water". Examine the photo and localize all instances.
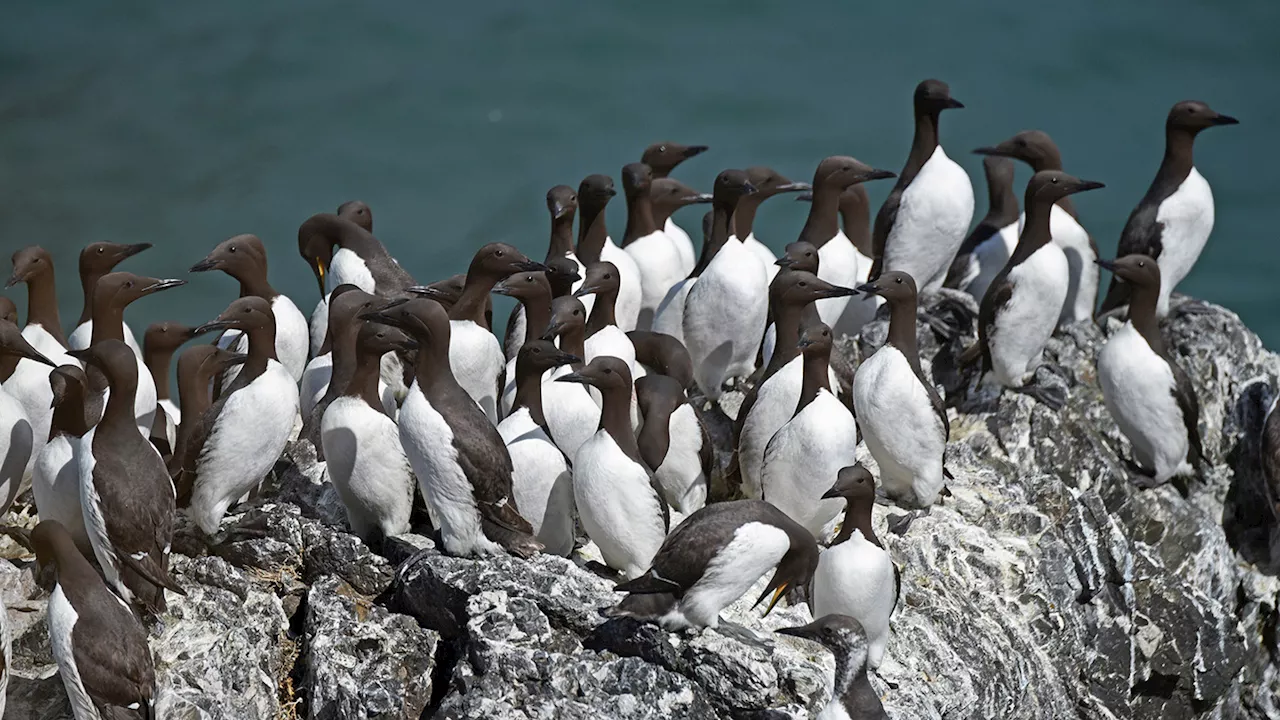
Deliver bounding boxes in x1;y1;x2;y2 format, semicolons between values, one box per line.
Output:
1;2;1277;355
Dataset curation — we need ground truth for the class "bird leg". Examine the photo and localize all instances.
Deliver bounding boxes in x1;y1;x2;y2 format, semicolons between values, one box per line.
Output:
1011;379;1067;411
887;507;931;536
715;620;769;649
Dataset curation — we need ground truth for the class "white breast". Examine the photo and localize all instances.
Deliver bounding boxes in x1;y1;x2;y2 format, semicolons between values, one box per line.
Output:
34;433;92;554
683;240;768;398
812;531;896;669
0;390;33;516
309;297;329;359
189;362;300;534
69;320;143;358
738;358;804;500
677;521;790;629
270;294;311;382
988;243;1069;387
398;384;501;556
4;360;56;479
48;585;102;720
584;326;637;376
321;395;414;542
130;352;157;438
652;403;707;514
77;429;123;599
852;345;947;507
760;390;857;538
299;353;333;417
600;240;644;332
498;407;574;556
1097;323;1190;481
1016;205;1096;325
541;366;601;460
625;230;687;331
964;221;1020;302
650;278;695;347
814;232;861;333
883;145;976;293
1154;167;1215;316
573;431;666;579
449;319;505;424
741;233;780;282
664;217;697;276
328;248;376;294
160;398;180;426
21;325;75;365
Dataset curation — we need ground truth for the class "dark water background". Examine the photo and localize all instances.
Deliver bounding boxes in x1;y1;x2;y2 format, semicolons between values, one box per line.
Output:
1;2;1276;365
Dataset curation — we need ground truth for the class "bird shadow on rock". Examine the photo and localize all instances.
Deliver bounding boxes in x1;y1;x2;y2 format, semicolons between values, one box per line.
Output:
1223;379;1280;574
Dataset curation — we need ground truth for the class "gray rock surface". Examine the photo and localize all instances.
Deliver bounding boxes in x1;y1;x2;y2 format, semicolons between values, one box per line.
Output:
0;295;1276;719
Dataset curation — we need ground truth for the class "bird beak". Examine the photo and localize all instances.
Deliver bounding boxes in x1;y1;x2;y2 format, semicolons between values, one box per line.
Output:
683;145;709;158
516;259;550;273
189;257;219;273
18;341;57;368
774;181;812;193
572;284;599;298
859;169;897;182
555;372;594;386
4;272;23;289
776;622;817;641
972;145;1003;157
1212;113;1240;126
552;201;575;219
797;337;815;350
819;283;859;299
65;347;92;365
1094;258;1118;272
553;351;582;367
122;242;152;257
775;257;796;268
314;260;327;295
794;192;813;203
755;582;790;617
944;97;965;109
192;320;231;336
491;280;517;297
142;278;186;295
1073;180;1106;193
821;484;844;500
540;321;565;341
682;193;714;204
407;285;446;299
855;282;879;297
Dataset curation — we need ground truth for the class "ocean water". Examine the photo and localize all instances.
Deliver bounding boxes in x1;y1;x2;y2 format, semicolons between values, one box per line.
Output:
1;1;1277;365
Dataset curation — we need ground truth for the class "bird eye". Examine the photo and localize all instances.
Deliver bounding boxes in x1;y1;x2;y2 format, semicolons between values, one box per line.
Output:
495;250;505;258
533;347;542;354
603;368;613;375
570;194;577;202
1138;261;1145;267
229;246;237;253
96;247;105;254
894;277;903;284
1051;177;1059;184
574;309;582;316
798;281;808;288
659;145;667;153
604;273;613;280
124;281;134;288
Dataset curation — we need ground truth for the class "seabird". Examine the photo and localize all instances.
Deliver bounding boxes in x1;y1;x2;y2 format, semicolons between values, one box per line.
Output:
574;174;643;331
494;270;557;417
69;340;184;615
363;297;542;557
621;162;685;330
1096;254;1203;487
635;374;711;515
167;346;248;502
734;166;812;280
142;321;195;456
606;499;818;631
811;465;900;670
1097;100;1238;319
0;321;54;512
627;329;696;394
67;241;152;356
777;615;889;720
871;79;975;294
760;322;856;538
538;296;602;460
641;141;710;274
557;356;668;578
943;155;1020;301
497;339;579;556
33;365;98;557
504;185;584;360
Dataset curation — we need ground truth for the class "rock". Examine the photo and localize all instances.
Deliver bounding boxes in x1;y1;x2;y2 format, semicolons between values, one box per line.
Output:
155;556;290;719
304;575;438;720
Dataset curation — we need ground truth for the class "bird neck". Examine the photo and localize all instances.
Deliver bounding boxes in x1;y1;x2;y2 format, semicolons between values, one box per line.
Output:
511;366;547;427
622;191;658;247
795;345;831;415
520;296;552;342
689;200;734;278
585;291;618;337
885;297;924;378
636;405;673;471
345;348;388;416
831;658;884;720
841;189;873;258
24;271;66;346
102;372;138;427
833;497;880;547
986;177;1021;230
146;348;178;401
557;327;586;365
1010;198;1055;266
576;204;609;264
547;215;576;259
234;267;276;301
1127;284;1165;356
599;385;642;463
798;185;842;248
50;387;93;440
734;196;764;242
900;108;942;187
241;324;277;380
452;272;499;325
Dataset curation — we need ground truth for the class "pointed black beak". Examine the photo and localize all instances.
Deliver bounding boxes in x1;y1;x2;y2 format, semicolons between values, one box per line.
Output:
516;259;550;273
17;342;57;368
552;351;582;367
682;145;709;158
123;243;152;258
682;193;714;204
65;347;93;365
552;201;575;220
972;145;1002;157
775;256;796;268
192;320;231;336
189;258;219;273
572;285;598;298
4;273;22;289
742;182;759;196
860;169;897;182
820;284;860;299
821;484;845;500
1072;180;1106;193
1094;258;1118;272
944;97;965;109
540;321;565;341
855;282;879;296
776;623;817;641
142;278;186;295
407;285;445;299
1213;113;1240;126
555;372;594;386
794;192;813;203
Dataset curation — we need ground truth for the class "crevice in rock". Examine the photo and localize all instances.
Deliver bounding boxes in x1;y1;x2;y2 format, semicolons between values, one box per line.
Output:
277;586;310;720
1131;670;1181;699
424;637;462;717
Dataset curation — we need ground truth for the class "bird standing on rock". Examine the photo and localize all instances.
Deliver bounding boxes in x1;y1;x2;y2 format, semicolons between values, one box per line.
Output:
321;321;417;548
364;297;542;558
871;78;974;295
34;519;158;720
559;356;667;579
184;296;300;534
142;321;195;456
574;174;643;331
1096;254;1202;487
682;169;768;399
70;340;184;616
607;499;818;634
1098;101;1238;319
168;346;248;502
0;321;55;514
760;321;857;539
854;271;951;529
635;373;711;515
964;171;1105;410
944;155;1020;301
811;465;899;670
33;365;98;557
777;615;889;720
621;162;685;331
538;296;601;460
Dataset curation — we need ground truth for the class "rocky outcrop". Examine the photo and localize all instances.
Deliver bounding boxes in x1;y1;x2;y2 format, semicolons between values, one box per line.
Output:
0;295;1277;719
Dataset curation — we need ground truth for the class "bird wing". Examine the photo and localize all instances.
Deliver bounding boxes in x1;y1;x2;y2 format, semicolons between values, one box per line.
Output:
869;187;905;282
1167;356;1204;467
976;271;1015;375
71;595;156;711
1098;204;1164;316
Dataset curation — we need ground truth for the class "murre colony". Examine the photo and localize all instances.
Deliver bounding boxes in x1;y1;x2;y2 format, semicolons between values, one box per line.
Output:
0;81;1243;719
